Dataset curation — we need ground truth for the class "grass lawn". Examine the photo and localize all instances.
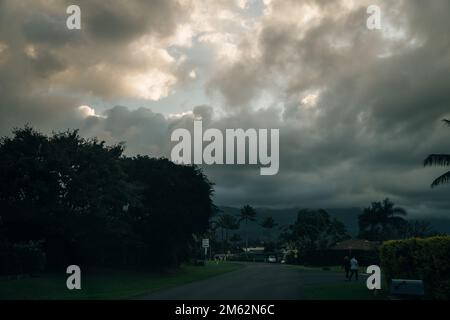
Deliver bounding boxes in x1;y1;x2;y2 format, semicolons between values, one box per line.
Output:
317;265;364;273
0;261;243;300
288;265;389;300
302;281;388;300
287;264;367;274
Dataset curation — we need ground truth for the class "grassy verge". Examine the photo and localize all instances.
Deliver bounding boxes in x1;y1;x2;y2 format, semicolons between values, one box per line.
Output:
287;264;367;273
303;281;388;300
288;265;389;300
305;265;368;273
0;261;243;300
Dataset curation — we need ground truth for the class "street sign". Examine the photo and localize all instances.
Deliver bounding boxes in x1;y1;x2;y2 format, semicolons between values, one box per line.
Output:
202;238;209;248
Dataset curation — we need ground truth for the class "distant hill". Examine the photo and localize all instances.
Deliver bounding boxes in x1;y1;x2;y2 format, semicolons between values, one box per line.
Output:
216;206;450;241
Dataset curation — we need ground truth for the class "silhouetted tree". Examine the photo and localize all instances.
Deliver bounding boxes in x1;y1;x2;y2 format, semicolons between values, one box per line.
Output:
216;214;239;250
403;220;438;238
237;205;256;253
0;127;130;268
281;209;349;254
229;233;241;243
261;216;277;242
358;198;408;241
122;155;214;267
424;119;450;187
0;126;215;273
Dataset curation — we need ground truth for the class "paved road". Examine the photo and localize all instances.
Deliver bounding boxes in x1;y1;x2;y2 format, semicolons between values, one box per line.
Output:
141;263;367;300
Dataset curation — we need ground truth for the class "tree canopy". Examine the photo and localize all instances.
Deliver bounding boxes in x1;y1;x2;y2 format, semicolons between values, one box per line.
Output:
0;127;214;272
358;198;408;241
281;209;349;253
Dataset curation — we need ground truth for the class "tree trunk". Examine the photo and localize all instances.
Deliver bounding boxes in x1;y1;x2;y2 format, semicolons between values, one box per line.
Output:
245;220;249;259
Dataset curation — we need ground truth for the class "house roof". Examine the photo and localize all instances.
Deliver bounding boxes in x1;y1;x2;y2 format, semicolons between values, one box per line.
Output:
331;239;378;251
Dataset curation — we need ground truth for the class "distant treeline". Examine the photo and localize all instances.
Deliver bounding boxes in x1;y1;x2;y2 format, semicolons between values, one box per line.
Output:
0;127;214;274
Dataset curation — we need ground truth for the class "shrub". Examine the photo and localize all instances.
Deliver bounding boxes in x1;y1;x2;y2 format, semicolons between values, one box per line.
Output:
0;241;15;275
13;240;46;275
380;236;450;299
0;240;46;276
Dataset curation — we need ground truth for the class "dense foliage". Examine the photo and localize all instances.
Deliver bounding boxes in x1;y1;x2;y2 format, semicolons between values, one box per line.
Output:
358;199;408;241
358;198;438;241
380;236;450;299
0;127;214;274
281;209;350;255
423;119;450;188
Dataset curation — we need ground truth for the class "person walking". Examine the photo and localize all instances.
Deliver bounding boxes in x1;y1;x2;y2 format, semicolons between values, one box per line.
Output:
343;256;350;280
349;256;359;281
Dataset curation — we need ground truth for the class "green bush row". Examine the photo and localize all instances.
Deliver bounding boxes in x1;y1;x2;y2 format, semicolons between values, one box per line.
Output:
380;236;450;299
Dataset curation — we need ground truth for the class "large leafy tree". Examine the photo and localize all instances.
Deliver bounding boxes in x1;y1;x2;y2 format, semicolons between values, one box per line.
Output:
281;209;349;253
358;198;408;241
424;119;450;187
0;127;214;271
122;156;214;267
0;127;130;268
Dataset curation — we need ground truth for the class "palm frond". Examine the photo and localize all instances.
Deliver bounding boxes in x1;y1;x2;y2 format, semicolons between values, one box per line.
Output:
431;171;450;188
424;154;450;167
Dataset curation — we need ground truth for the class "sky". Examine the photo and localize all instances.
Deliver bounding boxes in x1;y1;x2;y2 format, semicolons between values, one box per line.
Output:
1;0;450;217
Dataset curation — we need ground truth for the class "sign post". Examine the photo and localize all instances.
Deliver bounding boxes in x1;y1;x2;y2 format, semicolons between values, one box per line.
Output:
202;239;209;263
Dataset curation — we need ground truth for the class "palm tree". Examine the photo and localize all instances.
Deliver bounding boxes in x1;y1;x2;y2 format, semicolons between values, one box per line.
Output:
424;119;450;187
219;214;239;243
208;220;220;242
261;216;277;242
213;214;239;252
214;218;226;243
237;205;257;255
358;198;407;241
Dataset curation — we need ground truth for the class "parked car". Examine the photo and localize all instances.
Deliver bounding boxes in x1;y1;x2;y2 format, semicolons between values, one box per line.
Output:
267;255;277;263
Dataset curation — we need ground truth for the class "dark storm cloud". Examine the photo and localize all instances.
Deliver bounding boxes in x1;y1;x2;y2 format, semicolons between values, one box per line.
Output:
81;0;185;43
22;12;79;46
1;0;450;216
199;0;450;214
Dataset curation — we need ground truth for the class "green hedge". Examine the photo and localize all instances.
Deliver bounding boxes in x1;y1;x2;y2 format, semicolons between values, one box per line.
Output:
380;236;450;299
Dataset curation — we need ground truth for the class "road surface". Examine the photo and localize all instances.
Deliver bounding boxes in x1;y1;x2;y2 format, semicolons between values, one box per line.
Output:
141;263;367;300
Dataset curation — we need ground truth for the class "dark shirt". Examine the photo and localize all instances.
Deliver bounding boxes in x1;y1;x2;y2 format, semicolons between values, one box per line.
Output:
343;258;350;269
